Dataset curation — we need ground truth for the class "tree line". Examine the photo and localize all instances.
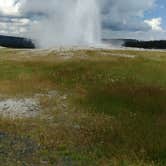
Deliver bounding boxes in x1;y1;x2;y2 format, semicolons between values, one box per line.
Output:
0;35;35;49
123;40;166;49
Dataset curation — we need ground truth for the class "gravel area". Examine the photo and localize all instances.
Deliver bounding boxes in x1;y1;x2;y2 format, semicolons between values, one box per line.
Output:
0;98;41;118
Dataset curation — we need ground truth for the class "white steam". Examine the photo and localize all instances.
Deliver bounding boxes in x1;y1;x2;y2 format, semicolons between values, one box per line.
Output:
21;0;101;48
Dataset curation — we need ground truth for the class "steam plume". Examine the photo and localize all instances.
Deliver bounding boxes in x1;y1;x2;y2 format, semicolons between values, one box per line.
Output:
21;0;101;48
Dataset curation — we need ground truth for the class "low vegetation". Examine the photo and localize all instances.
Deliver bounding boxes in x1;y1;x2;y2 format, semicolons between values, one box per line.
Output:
0;48;165;165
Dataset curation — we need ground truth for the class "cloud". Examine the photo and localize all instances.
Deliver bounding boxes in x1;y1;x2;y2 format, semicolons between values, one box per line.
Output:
0;17;30;35
0;0;26;35
20;0;156;32
144;17;163;31
103;28;166;41
19;0;157;32
101;0;156;31
0;0;21;16
99;0;166;40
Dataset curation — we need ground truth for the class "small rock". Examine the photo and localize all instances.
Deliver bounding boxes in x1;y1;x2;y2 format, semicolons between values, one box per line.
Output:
60;94;67;100
73;124;81;130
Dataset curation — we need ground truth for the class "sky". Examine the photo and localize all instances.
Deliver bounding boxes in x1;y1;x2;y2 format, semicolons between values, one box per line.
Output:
0;0;165;40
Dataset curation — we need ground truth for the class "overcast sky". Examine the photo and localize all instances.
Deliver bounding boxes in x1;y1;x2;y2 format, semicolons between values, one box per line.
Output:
0;0;166;40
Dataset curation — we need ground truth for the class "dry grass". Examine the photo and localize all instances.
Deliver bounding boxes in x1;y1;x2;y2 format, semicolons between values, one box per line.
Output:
0;48;165;165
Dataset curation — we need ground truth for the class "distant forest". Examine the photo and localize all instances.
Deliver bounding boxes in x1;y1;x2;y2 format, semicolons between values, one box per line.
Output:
0;35;166;49
123;40;166;49
0;35;35;49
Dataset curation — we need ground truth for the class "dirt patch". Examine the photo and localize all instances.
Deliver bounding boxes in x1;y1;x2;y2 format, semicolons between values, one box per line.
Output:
0;90;68;119
0;98;40;118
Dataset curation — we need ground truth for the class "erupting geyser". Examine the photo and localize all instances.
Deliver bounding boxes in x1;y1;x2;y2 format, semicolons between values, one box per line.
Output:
29;0;101;48
67;0;101;45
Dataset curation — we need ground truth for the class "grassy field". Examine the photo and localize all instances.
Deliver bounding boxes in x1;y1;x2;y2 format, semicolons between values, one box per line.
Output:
0;48;166;165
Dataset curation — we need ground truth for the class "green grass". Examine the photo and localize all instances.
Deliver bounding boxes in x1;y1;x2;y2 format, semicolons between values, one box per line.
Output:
0;48;165;165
